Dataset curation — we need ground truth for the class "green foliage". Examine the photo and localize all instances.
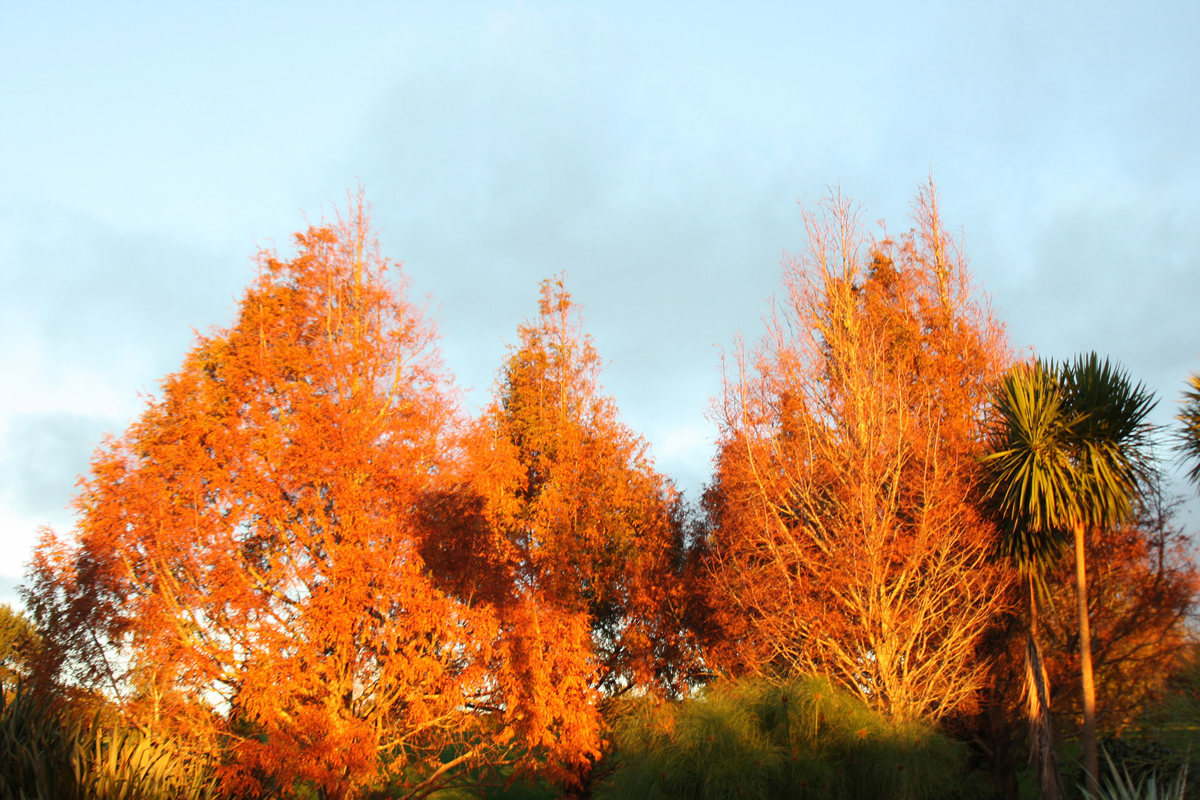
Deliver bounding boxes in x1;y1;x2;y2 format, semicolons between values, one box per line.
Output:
1143;649;1200;756
424;775;558;800
598;676;981;800
1176;374;1200;488
0;682;217;800
984;354;1157;582
1118;650;1200;799
1080;747;1188;800
1061;352;1158;529
0;681;78;799
0;603;38;691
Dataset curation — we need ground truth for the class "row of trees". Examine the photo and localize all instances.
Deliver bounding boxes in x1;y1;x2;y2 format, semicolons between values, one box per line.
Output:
704;186;1199;796
17;187;1200;798
22;200;703;798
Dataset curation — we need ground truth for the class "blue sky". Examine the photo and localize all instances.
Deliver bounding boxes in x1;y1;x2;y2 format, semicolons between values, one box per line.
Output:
2;2;1199;605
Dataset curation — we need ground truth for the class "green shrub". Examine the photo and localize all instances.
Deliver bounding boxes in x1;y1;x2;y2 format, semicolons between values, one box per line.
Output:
598;676;984;800
77;722;219;800
0;682;217;800
0;682;79;799
1081;748;1188;800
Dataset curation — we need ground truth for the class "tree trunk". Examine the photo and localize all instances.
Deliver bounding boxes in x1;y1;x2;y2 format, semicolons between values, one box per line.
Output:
1074;523;1099;797
984;695;1020;800
1027;577;1061;800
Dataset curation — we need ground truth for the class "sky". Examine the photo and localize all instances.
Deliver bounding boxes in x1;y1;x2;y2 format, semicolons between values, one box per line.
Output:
2;2;1199;608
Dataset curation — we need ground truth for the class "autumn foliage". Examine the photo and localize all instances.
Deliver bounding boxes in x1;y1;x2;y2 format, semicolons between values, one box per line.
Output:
462;277;701;786
18;185;1198;798
1035;502;1199;734
26;201;502;798
707;185;1017;722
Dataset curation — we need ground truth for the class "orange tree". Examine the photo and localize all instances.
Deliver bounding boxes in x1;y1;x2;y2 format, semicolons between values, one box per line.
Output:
461;277;702;792
23;200;512;799
1036;497;1197;734
707;183;1016;723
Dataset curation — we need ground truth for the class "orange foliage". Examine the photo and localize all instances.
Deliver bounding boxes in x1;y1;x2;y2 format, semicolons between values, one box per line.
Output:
26;181;1187;794
24;199;506;799
1036;500;1198;734
708;184;1017;721
464;277;701;784
960;498;1198;795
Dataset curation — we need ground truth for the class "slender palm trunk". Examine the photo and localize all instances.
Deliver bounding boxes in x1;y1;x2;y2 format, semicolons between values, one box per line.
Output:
1027;577;1061;800
1073;522;1099;796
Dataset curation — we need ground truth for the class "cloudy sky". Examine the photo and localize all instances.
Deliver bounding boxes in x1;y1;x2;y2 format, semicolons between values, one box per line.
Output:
2;2;1198;607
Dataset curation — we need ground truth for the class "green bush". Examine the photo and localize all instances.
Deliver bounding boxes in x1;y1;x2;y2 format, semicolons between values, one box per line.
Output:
598;676;984;800
1105;649;1200;800
1081;748;1189;800
0;682;78;799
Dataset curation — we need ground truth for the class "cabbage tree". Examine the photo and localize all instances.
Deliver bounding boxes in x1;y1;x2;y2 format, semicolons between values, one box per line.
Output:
986;353;1156;797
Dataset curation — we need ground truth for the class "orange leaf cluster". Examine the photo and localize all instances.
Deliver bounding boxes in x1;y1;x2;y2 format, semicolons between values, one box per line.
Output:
28;201;496;798
1037;503;1199;733
460;277;703;786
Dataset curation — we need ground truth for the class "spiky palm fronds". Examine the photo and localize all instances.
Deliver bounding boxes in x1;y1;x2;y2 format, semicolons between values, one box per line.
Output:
1176;373;1200;488
1062;352;1158;528
984;354;1157;577
0;682;217;800
983;360;1074;581
0;682;80;800
985;352;1159;798
1080;749;1188;800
